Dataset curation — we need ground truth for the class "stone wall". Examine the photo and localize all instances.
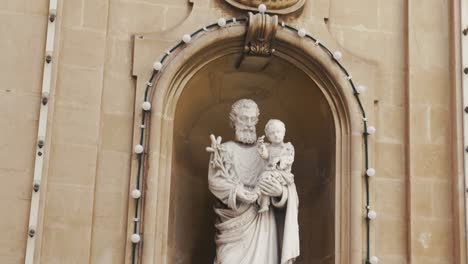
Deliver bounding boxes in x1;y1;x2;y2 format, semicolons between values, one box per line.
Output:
0;0;464;263
0;1;49;263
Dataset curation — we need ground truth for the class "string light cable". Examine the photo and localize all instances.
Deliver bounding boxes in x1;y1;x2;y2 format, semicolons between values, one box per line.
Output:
24;0;58;263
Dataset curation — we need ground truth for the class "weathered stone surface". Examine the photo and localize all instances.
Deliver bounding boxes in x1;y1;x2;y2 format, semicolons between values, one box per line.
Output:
0;0;463;263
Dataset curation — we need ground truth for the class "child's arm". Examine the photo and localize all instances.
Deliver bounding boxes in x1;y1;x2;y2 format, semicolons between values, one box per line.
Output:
257;136;269;159
260;145;269;159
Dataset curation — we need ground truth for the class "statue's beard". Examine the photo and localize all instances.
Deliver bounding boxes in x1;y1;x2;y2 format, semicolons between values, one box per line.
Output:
235;126;257;144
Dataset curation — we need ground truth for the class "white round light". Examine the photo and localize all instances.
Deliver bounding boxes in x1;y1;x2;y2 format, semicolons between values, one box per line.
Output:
367;210;377;220
333;51;343;60
131;233;141;243
131;189;141;199
369;256;379;264
153;61;162;71
141;101;151;111
356;85;367;94
134;144;144;154
218;18;226;27
366;168;376;177
297;28;306;37
258;4;267;13
367;126;376;135
182;34;191;43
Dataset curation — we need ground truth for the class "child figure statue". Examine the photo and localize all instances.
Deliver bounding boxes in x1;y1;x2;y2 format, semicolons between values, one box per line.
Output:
256;119;295;213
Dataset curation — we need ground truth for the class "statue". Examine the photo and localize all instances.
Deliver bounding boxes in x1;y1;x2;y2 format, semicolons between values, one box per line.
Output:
206;99;300;264
256;119;295;213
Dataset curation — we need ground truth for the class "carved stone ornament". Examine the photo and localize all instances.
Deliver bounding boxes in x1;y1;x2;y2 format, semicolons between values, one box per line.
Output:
225;0;305;14
238;12;278;71
244;12;278;57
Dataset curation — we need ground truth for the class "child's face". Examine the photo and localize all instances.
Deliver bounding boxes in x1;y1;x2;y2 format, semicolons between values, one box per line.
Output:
266;126;285;144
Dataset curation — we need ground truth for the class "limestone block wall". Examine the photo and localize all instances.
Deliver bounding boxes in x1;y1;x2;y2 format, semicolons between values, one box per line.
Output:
0;0;465;264
0;1;49;263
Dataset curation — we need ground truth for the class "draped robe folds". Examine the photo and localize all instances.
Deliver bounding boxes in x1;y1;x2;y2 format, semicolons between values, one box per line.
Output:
208;141;300;264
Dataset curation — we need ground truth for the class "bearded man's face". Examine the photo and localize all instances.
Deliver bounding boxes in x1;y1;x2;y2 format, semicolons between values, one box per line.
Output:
234;107;258;144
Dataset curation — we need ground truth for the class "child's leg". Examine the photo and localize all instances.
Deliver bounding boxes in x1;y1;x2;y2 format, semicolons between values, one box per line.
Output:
257;172;272;212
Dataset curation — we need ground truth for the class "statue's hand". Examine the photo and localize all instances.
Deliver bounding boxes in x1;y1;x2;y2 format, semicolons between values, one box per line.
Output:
259;177;283;197
259;173;272;185
256;135;265;145
237;188;258;203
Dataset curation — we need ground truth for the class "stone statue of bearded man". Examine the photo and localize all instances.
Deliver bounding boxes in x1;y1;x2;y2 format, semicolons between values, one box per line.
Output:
206;99;300;264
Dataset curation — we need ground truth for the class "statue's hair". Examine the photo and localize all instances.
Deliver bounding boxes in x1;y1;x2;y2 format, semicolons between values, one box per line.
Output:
265;119;286;135
229;99;260;127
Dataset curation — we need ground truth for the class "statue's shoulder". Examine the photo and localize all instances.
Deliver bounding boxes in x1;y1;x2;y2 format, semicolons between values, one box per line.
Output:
220;140;237;150
284;142;294;152
221;140;235;146
221;141;257;152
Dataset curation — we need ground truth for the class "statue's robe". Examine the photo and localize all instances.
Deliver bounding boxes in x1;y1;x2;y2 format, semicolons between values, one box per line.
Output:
208;141;300;264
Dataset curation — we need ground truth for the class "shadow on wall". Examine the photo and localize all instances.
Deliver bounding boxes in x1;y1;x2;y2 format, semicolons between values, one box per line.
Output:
169;54;335;264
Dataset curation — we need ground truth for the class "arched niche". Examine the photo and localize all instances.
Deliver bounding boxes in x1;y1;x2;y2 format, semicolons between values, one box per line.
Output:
132;26;364;264
171;54;336;263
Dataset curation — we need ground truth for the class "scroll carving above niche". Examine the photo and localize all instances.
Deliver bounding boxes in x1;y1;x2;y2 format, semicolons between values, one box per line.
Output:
224;0;305;14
